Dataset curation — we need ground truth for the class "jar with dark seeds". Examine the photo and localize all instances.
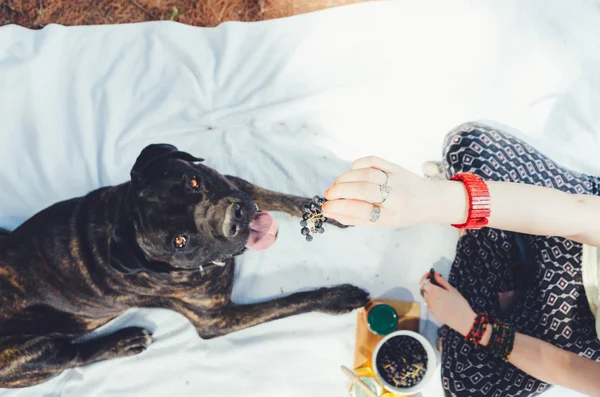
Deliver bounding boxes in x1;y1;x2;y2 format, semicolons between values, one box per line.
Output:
375;336;428;388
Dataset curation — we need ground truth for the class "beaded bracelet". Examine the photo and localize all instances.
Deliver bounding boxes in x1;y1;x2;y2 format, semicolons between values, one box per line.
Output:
465;311;490;344
488;320;515;361
474;313;490;344
465;312;483;344
490;322;503;358
450;173;491;230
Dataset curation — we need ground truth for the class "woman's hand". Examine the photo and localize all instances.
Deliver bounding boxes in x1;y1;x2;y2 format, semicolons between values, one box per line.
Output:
419;272;476;337
322;156;444;228
421;276;600;395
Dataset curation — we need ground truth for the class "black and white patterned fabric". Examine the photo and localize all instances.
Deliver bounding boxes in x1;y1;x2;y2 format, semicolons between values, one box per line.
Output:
439;122;600;397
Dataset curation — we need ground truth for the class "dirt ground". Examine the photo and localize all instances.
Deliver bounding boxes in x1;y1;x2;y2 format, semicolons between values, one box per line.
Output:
1;0;373;28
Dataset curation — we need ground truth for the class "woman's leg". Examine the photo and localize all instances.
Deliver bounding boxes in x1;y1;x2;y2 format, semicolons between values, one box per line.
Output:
440;122;600;397
438;228;535;397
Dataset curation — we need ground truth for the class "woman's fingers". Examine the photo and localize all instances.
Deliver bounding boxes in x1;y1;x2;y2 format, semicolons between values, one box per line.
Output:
334;168;389;185
352;156;397;172
325;182;384;203
420;273;435;297
320;213;363;226
434;273;454;291
421;272;448;296
322;199;386;224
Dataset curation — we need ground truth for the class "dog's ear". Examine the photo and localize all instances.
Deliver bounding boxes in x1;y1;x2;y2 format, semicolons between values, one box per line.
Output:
131;144;204;179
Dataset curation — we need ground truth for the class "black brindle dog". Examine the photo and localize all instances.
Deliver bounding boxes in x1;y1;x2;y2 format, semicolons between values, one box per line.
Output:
0;144;369;388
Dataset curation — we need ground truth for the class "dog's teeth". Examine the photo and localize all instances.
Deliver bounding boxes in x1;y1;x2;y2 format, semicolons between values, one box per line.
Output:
212;260;226;266
199;265;204;272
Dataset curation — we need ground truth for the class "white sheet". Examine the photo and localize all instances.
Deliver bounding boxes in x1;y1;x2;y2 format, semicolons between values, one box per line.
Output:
1;1;599;396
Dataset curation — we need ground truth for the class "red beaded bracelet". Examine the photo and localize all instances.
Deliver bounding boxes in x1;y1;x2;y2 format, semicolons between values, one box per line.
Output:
465;311;490;345
450;173;491;230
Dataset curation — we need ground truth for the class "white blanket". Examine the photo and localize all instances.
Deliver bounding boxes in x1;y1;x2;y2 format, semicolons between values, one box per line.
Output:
1;1;599;396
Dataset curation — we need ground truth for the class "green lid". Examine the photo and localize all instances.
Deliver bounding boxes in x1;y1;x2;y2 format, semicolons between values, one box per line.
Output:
367;304;398;336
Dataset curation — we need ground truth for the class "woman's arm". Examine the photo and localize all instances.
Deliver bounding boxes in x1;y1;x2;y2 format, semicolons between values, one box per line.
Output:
423;273;600;397
429;180;600;247
324;157;600;247
500;332;600;396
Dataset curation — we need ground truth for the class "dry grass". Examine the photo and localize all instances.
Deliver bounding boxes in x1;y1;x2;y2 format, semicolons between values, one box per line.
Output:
1;0;374;28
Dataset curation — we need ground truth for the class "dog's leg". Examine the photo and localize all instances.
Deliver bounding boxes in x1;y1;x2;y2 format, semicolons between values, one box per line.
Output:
174;284;369;339
226;176;347;228
225;175;309;216
0;327;152;388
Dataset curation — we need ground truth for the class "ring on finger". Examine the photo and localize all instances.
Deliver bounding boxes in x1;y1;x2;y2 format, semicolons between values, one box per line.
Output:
378;184;391;204
378;169;389;186
420;279;430;297
369;205;381;223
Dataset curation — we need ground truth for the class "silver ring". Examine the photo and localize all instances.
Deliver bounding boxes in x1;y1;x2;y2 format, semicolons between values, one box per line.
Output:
379;169;389;186
420;279;430;297
378;185;391;204
369;205;381;223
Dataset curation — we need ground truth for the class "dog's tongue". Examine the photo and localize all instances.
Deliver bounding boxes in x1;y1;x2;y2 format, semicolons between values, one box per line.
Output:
246;212;278;251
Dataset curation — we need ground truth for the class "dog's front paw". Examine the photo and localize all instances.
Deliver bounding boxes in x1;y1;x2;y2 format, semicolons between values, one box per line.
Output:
99;327;154;359
317;284;370;315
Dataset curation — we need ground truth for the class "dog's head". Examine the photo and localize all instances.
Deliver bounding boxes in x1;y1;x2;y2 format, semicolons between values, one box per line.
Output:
111;144;278;274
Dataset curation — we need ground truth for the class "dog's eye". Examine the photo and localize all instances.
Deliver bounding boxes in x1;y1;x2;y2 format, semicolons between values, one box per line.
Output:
174;235;188;249
188;177;200;190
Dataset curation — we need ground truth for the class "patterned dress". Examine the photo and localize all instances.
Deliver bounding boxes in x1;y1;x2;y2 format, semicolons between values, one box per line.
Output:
439;122;600;396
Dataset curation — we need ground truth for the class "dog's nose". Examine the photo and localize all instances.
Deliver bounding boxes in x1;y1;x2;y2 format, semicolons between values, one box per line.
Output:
231;203;245;221
222;203;249;238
